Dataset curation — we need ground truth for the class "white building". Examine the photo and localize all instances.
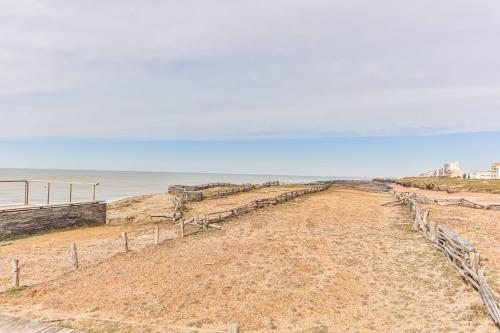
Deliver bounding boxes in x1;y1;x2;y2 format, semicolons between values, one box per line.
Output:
420;161;463;178
468;162;500;180
492;163;500;179
469;171;494;180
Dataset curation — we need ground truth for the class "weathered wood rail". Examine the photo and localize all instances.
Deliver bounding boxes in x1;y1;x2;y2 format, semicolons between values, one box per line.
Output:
394;191;500;326
0;314;82;332
154;181;281;221
168;181;279;195
394;191;500;211
2;182;327;332
172;181;280;202
168;182;235;194
177;184;330;229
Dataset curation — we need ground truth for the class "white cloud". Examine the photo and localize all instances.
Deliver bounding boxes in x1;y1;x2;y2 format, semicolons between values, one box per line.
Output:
1;0;499;139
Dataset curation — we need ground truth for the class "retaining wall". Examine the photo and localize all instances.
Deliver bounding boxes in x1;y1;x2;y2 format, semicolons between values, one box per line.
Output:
0;202;106;239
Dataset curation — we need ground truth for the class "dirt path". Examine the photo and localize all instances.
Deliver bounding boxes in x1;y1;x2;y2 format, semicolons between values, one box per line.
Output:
1;188;495;332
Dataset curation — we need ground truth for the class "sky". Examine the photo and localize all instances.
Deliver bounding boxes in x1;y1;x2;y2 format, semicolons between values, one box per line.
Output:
1;0;499;176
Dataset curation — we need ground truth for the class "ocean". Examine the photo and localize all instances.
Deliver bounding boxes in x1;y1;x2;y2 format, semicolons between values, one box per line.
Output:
0;168;336;206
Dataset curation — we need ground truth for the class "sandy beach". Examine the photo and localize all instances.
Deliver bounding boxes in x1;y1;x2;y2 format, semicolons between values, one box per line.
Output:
0;186;497;332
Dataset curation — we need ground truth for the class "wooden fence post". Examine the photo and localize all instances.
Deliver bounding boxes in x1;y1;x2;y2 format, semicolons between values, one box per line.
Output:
420;210;429;232
411;213;419;231
11;259;19;288
228;323;240;333
155;226;160;245
429;220;436;241
470;252;480;274
180;219;185;237
122;232;129;252
69;243;78;270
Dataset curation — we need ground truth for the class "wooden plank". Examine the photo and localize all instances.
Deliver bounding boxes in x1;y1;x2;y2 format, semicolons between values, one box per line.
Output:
0;315;82;333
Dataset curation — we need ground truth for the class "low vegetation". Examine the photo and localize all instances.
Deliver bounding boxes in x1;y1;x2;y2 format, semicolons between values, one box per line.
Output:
1;188;497;332
397;177;500;194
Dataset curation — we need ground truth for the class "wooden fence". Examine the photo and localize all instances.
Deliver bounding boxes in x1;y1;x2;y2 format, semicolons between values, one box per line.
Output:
393;191;500;326
395;191;500;211
168;181;279;195
158;181;281;221
168;183;234;194
177;184;330;230
179;184;254;203
6;182;329;332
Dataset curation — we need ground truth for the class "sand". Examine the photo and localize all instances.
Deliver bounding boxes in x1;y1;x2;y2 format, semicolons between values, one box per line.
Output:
0;186;303;293
423;203;500;293
106;192;176;225
0;188;496;332
184;185;306;217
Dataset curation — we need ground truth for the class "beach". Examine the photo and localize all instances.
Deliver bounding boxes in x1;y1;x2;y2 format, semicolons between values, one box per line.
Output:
0;183;498;332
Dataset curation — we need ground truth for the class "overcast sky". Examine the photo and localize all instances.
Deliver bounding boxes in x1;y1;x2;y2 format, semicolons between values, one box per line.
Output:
2;0;500;139
1;1;499;176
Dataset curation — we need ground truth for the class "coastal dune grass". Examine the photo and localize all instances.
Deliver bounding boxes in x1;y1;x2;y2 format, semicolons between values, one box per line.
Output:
398;177;500;194
0;188;496;332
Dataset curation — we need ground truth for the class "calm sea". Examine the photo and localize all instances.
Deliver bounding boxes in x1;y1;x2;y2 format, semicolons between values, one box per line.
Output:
0;169;336;206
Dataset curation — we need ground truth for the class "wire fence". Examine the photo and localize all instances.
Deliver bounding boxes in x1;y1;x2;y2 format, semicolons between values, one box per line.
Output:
0;180;99;208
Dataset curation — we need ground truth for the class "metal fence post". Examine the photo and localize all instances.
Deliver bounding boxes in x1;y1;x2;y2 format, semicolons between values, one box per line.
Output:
46;182;51;205
24;181;29;205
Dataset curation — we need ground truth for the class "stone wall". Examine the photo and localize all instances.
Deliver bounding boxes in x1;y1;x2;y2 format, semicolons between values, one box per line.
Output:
0;202;106;239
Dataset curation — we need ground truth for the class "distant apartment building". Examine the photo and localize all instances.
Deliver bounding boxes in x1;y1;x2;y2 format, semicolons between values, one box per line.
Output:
469;171;494;180
493;162;500;179
468;162;500;180
419;161;463;178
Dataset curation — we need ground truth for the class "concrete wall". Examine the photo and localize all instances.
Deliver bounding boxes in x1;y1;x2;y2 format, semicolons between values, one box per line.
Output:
0;202;106;239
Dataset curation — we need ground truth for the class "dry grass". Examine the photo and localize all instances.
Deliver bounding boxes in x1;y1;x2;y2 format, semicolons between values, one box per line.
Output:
398;177;500;194
0;186;304;293
184;186;306;218
392;184;500;206
0;188;496;332
423;204;500;292
106;192;175;225
0;223;178;292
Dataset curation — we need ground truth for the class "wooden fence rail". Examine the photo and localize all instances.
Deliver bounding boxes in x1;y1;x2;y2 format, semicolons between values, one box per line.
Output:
3;183;331;332
175;184;330;230
167;181;279;195
394;191;500;327
394;191;500;211
156;181;282;222
176;182;280;203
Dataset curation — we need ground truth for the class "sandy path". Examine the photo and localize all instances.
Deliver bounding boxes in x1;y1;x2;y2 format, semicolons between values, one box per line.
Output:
0;188;495;332
393;184;500;205
423;204;500;292
106;192;176;225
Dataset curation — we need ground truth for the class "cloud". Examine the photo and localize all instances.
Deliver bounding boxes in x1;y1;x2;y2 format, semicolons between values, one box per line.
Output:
1;0;500;139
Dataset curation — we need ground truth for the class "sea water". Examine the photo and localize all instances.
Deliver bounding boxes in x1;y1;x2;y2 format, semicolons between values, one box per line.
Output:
0;168;336;206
